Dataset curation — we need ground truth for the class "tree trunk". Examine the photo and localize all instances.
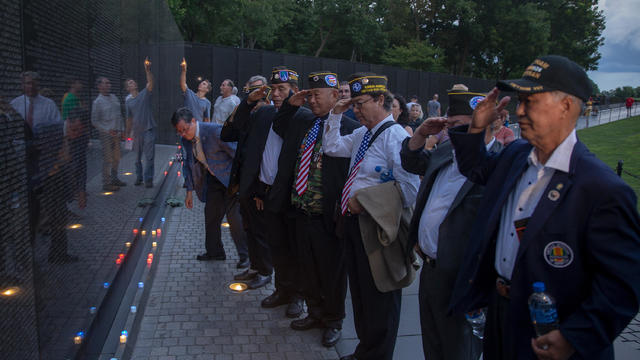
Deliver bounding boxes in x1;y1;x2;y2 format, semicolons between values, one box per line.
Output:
248;38;257;50
350;48;357;62
314;29;330;57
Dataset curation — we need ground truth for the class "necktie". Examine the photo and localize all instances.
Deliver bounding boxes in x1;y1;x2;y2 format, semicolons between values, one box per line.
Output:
295;118;322;195
341;130;372;214
26;97;34;129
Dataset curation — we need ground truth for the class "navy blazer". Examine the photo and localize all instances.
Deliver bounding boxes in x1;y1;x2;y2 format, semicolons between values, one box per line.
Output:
447;126;640;359
182;121;236;202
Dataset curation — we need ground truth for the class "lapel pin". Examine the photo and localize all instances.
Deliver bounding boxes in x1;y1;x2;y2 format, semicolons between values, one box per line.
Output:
556;183;563;190
548;189;560;201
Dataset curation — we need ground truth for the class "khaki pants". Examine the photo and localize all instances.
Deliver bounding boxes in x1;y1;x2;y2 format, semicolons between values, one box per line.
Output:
99;130;121;185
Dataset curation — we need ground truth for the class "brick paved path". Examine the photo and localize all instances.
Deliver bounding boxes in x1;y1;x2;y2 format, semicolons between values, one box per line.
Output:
130;193;341;360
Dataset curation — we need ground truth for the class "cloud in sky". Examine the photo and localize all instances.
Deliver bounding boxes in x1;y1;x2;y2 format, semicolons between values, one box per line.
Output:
588;0;640;91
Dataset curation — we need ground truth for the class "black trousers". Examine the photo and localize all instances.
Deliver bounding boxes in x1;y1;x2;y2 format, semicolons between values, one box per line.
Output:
238;195;272;276
265;209;300;298
204;173;248;261
293;211;347;329
344;215;401;360
485;288;513;360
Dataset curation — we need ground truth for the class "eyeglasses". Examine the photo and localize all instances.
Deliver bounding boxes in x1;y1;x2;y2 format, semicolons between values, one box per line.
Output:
353;97;374;109
175;122;191;137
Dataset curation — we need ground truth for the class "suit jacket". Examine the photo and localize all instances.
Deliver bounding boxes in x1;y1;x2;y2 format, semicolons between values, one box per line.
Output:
400;138;502;286
221;99;276;198
269;98;360;232
182;122;236;202
447;125;640;360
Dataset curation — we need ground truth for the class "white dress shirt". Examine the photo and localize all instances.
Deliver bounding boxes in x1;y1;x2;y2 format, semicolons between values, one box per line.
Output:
323;112;419;207
419;138;496;259
495;130;577;279
10;94;61;130
259;124;283;185
91;93;123;132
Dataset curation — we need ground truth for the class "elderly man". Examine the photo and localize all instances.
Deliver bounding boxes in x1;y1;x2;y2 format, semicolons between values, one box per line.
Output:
271;71;359;347
446;55;640;360
91;76;126;191
324;73;420;360
401;86;502;360
212;79;241;125
125;57;156;188
172;108;248;267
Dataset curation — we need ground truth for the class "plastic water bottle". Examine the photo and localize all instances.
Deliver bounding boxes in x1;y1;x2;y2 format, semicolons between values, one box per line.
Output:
465;308;486;339
528;282;559;337
374;165;395;183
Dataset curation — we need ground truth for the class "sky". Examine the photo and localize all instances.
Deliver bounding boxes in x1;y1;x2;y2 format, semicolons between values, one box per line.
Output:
588;0;640;92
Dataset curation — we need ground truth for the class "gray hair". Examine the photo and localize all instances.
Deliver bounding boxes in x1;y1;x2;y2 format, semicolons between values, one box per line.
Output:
21;71;40;81
247;75;267;86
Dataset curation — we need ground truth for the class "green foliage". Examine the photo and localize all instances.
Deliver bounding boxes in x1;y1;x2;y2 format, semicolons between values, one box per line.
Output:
381;40;445;72
167;0;606;77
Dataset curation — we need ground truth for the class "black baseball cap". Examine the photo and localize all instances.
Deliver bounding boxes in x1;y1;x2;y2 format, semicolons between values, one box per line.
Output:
497;55;592;102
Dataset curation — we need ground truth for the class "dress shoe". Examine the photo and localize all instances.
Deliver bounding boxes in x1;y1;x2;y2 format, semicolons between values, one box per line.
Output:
286;296;304;318
102;184;120;191
261;290;290;308
236;258;250;269
48;254;79;264
339;355;356;360
290;315;323;331
196;253;226;261
111;178;127;186
322;328;342;347
247;274;272;289
234;269;257;281
134;179;143;186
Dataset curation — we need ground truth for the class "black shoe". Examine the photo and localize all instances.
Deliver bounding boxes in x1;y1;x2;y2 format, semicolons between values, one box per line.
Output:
196;253;226;261
102;184;120;191
286;297;304;318
236;258;250;269
111;178;127;187
261;290;291;308
322;328;342;347
49;254;79;264
145;182;153;188
234;269;258;281
290;315;323;331
247;274;272;289
339;355;356;360
134;179;143;186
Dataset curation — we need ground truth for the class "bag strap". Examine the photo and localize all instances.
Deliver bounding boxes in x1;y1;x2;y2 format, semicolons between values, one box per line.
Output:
366;121;398;151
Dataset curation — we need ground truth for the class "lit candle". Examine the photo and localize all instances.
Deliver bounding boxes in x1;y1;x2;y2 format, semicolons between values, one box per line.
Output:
156;228;162;236
103;282;110;288
164;171;168;176
138;282;144;288
177;171;181;177
161;217;165;222
116;258;122;265
74;331;84;344
89;306;96;314
151;230;156;237
133;229;138;235
125;242;131;248
141;230;146;236
120;330;127;344
130;306;137;313
152;241;157;247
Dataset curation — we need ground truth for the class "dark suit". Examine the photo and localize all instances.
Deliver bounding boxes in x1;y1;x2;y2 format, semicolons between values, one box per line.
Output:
447;126;640;359
271;98;360;328
401;138;502;360
221;100;275;276
182;122;248;262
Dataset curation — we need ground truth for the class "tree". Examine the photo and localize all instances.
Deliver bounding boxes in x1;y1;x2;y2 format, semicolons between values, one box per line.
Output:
381;40;445;72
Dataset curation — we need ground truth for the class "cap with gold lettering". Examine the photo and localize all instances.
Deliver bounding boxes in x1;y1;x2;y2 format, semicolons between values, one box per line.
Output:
270;67;299;85
348;72;388;98
497;55;591;101
308;71;339;89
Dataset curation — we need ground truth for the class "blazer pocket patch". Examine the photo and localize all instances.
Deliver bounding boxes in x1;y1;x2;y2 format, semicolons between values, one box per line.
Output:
543;241;574;268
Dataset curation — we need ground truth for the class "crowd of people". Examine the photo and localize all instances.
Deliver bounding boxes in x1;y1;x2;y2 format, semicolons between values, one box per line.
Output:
8;53;640;360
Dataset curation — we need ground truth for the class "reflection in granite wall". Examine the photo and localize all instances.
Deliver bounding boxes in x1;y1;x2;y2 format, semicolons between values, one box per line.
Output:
0;1;184;358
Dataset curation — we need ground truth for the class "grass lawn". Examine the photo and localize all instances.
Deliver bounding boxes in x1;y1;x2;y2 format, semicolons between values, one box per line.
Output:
577;116;640;211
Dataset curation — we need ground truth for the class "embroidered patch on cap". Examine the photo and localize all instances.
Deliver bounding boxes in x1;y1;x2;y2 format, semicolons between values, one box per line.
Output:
543;241;573;268
279;71;289;82
469;96;485;110
352;82;362;92
325;74;337;87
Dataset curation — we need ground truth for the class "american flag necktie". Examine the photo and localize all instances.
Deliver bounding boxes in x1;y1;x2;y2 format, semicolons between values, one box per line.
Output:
341;130;372;214
295;118;322;195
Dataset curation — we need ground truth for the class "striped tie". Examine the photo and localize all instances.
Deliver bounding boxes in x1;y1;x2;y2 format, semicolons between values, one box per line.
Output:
295;118;322;195
341;130;372;214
